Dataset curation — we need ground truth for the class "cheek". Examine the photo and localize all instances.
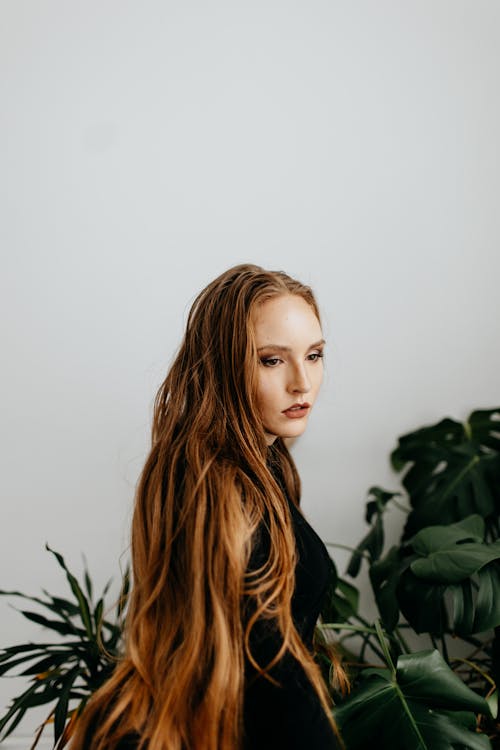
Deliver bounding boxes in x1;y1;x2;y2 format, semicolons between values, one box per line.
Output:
256;377;270;404
312;366;324;394
255;372;277;410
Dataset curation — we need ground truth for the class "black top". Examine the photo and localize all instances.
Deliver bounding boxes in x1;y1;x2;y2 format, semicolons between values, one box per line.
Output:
242;490;339;749
83;483;339;749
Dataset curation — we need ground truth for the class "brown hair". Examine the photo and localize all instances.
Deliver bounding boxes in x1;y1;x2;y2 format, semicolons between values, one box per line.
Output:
71;264;344;749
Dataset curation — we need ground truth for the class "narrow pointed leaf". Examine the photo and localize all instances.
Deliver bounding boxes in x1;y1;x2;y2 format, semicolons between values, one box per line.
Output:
19;610;82;637
0;680;40;735
0;652;52;677
20;652;77;677
45;545;93;639
54;665;82;742
84;568;93;601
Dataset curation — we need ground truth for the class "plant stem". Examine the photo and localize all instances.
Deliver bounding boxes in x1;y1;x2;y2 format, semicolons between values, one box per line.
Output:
349;612;391;661
391;498;411;514
394;627;411;654
320;623;386;663
374;619;396;673
320;623;379;636
440;455;480;503
374;621;427;748
324;542;370;560
451;657;496;688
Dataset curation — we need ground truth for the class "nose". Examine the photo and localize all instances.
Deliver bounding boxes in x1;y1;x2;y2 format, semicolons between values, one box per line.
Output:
288;363;311;394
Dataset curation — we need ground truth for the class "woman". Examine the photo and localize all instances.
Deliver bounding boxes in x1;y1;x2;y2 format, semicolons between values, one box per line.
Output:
71;263;345;750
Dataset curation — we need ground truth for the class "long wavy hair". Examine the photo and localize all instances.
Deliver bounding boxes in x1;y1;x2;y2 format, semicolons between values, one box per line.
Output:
71;263;344;750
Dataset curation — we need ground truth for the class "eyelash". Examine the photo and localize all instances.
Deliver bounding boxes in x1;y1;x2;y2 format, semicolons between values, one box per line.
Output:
260;352;324;367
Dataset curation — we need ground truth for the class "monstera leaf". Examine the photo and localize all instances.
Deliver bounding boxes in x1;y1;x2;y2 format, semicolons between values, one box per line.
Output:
365;515;500;637
391;408;500;538
397;515;500;636
321;563;360;625
369;545;407;632
346;487;401;578
335;647;492;750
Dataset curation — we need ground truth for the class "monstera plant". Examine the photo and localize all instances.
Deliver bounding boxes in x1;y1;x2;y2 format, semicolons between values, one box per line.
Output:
321;407;500;749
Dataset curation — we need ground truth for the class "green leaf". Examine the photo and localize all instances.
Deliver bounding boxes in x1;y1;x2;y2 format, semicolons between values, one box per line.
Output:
397;572;448;635
334;650;491;750
0;705;28;743
486;690;498;720
321;575;360;625
469;408;500;453
336;578;360;617
44;593;81;618
0;546;129;743
93;598;104;631
390;410;500;538
365;487;401;523
54;665;82;742
20;652;77;677
18;610;83;637
396;516;500;635
411;515;485;555
473;565;500;632
45;545;94;640
392;418;466;465
410;541;500;584
369;546;405;632
346;487;399;577
0;680;41;738
397;650;490;714
449;580;474;634
84;565;93;601
0;643;58;659
0;651;64;677
0;589;51;607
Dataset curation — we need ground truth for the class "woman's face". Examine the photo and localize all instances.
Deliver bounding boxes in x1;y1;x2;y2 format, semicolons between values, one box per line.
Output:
252;294;325;445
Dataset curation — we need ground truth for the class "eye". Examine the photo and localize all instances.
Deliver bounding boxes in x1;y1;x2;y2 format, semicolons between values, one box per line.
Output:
307;351;324;362
260;357;282;367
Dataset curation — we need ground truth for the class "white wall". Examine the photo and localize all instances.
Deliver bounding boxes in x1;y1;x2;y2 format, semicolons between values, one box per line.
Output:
1;0;499;742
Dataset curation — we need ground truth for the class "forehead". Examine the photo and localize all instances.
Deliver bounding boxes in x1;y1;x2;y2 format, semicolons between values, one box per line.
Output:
251;294;322;346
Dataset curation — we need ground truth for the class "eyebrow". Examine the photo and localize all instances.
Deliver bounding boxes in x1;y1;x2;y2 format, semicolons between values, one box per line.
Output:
257;339;326;352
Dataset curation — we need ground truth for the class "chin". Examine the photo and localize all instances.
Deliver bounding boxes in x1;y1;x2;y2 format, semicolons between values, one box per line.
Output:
283;425;308;440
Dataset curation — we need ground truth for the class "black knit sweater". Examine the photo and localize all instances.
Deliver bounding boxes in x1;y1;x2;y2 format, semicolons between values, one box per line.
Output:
242;489;339;749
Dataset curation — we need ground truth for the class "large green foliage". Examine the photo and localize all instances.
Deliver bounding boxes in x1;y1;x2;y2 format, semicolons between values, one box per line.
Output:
322;407;500;749
335;643;492;750
391;409;500;538
0;545;128;747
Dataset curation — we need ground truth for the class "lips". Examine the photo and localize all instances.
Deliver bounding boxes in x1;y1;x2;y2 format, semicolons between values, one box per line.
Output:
282;402;311;419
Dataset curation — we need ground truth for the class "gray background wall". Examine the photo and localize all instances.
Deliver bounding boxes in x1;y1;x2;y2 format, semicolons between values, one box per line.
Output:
1;0;499;744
